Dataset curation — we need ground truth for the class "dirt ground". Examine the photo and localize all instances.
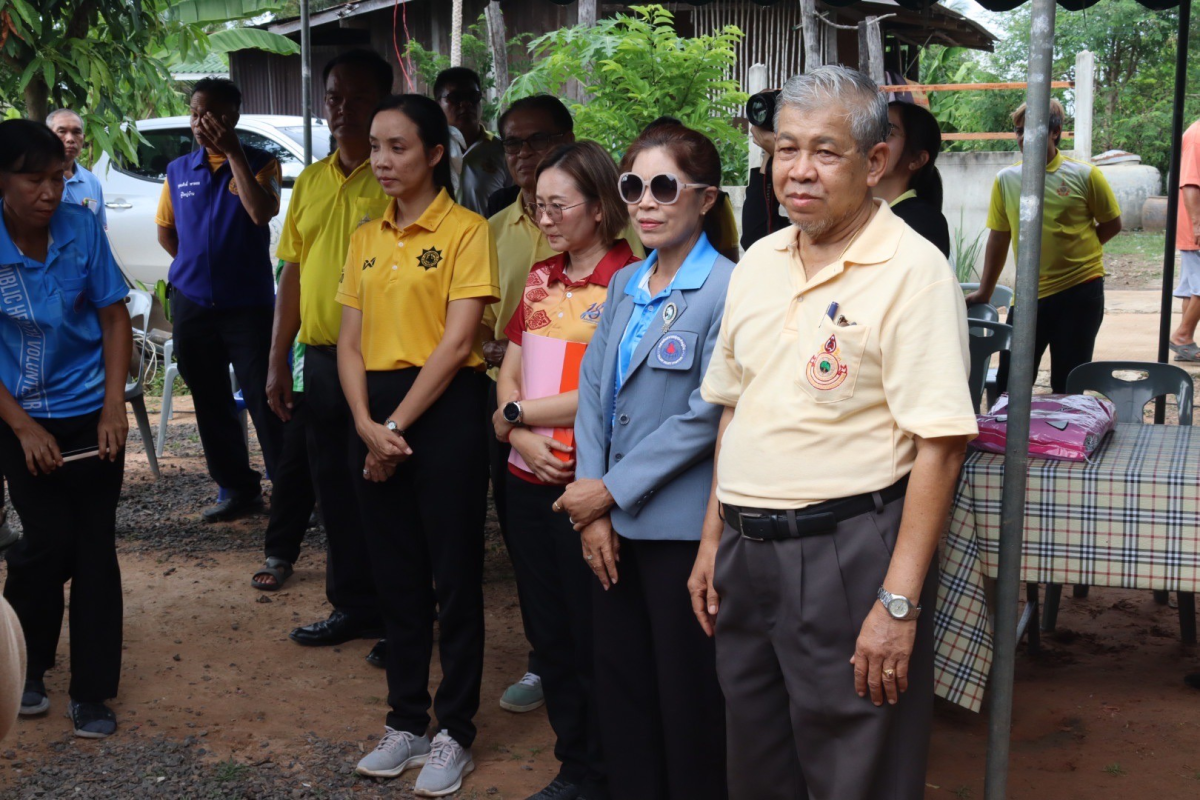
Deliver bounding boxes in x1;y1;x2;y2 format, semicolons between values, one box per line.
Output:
4;287;1200;797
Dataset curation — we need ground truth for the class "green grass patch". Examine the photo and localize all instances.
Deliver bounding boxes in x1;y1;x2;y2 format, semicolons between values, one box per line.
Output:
1104;230;1167;259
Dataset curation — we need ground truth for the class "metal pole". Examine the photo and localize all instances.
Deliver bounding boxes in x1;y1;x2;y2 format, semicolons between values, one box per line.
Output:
984;0;1056;796
1156;0;1191;423
300;0;313;166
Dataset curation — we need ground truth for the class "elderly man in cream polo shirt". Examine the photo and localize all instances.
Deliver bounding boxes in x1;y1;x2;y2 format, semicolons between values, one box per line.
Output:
689;66;978;800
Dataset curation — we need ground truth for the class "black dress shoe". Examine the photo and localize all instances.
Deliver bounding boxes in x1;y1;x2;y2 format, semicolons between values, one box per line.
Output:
527;778;583;800
289;610;384;646
366;638;386;668
202;492;264;523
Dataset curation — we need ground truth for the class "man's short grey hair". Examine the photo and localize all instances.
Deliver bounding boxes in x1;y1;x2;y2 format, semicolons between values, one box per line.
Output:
46;108;83;130
775;66;889;153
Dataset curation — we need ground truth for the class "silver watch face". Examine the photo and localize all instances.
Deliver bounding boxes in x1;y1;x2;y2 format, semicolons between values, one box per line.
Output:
888;597;910;618
386;420;397;432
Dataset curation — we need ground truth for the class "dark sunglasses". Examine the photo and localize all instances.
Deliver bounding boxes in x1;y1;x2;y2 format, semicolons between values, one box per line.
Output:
501;132;564;156
440;90;482;105
618;172;710;206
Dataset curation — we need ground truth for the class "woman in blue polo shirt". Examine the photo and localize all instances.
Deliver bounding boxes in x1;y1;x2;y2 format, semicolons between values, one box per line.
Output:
0;120;132;739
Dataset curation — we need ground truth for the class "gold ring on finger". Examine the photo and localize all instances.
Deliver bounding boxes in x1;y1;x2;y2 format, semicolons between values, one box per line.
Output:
883;668;895;680
586;554;594;561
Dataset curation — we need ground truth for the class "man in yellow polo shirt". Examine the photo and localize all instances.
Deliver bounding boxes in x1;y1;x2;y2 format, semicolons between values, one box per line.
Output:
966;98;1122;393
691;67;978;799
265;49;393;656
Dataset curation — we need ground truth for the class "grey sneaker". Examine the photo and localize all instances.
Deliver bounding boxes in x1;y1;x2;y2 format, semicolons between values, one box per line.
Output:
499;671;544;713
355;727;431;778
20;679;48;716
413;730;474;797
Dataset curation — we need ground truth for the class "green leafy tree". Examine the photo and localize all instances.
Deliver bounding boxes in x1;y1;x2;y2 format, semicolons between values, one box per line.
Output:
505;5;748;185
0;0;296;165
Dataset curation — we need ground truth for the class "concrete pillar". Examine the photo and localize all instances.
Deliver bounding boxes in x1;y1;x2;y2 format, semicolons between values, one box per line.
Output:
747;63;768;173
1074;50;1094;162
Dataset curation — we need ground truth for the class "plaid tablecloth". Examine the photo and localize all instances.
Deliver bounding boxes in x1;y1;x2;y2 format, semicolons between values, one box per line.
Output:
934;423;1200;712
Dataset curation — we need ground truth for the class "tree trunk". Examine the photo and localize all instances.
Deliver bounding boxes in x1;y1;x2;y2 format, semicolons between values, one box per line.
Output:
24;76;49;122
485;1;509;97
857;18;884;85
578;0;596;28
800;0;821;72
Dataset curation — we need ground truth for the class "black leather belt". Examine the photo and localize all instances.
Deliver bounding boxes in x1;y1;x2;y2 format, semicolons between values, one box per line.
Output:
722;477;909;542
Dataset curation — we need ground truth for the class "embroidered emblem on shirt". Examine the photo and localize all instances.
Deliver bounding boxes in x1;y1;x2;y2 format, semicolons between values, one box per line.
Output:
525;287;549;304
356;214;372;228
527;270;546;287
362;257;376;271
581;302;604;323
527;309;551;330
805;334;848;391
228;178;240;196
418;247;444;270
73;291;87;314
656;333;687;367
1056;180;1070;197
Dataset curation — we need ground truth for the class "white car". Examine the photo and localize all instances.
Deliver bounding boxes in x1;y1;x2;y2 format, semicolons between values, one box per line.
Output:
91;115;331;289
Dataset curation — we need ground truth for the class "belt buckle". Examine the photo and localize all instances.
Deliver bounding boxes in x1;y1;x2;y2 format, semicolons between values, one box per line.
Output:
738;511;767;541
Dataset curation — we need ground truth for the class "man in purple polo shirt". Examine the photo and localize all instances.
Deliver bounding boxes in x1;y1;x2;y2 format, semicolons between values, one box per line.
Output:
156;77;284;522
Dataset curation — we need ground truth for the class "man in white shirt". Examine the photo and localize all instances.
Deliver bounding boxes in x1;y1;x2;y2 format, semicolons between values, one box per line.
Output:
435;67;511;215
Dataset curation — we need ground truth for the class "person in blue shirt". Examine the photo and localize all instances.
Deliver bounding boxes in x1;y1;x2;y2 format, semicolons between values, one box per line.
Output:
156;77;284;522
0;119;132;739
561;123;733;800
47;109;107;230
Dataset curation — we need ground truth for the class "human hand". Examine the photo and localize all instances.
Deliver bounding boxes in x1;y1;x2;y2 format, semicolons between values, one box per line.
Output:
580;515;619;589
510;428;574;484
555;478;614;531
266;358;294;422
362;451;396;483
483;339;508;369
15;419;61;475
197;113;242;156
97;400;128;462
357;420;411;465
687;537;721;637
850;602;917;707
964;289;991;308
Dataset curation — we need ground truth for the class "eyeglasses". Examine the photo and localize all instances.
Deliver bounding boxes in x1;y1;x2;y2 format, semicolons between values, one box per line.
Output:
501;132;564;155
525;201;587;223
617;172;710;205
887;122;903;138
439;90;482;105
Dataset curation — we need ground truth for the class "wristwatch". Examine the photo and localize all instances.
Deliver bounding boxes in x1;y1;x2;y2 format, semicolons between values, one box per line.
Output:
385;418;405;436
502;401;523;425
877;586;921;621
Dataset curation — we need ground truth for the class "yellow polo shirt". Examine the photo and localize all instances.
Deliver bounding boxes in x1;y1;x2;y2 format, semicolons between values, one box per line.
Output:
702;201;978;509
986;151;1121;299
336;189;499;371
277;151;391;347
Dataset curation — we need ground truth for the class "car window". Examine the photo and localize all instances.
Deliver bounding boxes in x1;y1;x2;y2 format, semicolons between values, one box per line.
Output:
117;128;195;182
238;131;304;188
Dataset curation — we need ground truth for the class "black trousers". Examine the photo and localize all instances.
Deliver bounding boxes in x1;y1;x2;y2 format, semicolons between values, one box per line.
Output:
488;381;542;677
352;368;488;748
0;411;123;702
996;277;1105;395
505;476;602;790
171;293;283;495
303;347;379;621
262;392;316;565
593;537;727;800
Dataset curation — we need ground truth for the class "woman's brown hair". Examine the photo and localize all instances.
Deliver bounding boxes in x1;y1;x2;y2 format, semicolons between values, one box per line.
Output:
620;123;733;260
535;140;627;246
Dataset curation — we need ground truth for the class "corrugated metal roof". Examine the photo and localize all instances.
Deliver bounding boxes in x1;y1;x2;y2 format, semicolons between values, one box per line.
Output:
171;52;231;76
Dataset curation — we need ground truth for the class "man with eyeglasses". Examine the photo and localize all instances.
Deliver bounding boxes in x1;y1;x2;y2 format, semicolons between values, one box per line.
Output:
435;67;511;216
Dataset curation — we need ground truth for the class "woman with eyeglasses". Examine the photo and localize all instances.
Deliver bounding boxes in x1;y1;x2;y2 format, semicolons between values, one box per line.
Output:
491;140;639;800
874;101;951;258
558;123;732;800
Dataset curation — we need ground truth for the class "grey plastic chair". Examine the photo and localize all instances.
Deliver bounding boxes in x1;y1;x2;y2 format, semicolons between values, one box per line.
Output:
961;282;1015;310
125;290;160;478
1038;361;1195;639
967;320;1012;413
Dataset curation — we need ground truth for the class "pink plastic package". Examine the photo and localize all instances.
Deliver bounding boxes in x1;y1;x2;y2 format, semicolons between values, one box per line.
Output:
971;393;1117;462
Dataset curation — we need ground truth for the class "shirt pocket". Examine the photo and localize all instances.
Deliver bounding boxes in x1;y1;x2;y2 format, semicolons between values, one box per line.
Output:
52;275;90;318
797;316;870;404
647;330;698;372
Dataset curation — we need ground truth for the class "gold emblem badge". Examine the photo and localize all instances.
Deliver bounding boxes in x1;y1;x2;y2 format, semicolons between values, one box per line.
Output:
417;247;444;271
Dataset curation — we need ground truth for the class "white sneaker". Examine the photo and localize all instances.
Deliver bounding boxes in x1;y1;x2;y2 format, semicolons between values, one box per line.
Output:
413;730;475;797
355;727;431;778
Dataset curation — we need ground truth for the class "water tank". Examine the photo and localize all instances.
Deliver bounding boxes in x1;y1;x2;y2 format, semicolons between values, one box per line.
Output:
1097;162;1162;230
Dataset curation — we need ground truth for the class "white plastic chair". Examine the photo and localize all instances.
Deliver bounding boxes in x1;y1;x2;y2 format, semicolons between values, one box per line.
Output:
156;344;246;458
125;290;160;478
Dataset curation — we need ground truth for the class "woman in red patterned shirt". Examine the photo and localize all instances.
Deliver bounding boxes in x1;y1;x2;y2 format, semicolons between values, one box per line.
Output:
491;140;638;800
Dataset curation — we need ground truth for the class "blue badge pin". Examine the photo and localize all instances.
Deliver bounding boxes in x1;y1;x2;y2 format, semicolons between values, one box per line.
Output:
656;333;687;367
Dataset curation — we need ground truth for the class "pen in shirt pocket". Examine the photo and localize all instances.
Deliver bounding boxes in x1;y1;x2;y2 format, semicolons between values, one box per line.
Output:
824;301;839;326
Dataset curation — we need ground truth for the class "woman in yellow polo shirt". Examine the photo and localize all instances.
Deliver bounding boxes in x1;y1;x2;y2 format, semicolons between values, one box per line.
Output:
336;94;499;797
490;141;639;799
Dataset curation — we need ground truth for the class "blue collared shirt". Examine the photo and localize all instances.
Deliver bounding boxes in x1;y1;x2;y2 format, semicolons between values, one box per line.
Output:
0;201;128;418
62;163;107;230
614;232;719;399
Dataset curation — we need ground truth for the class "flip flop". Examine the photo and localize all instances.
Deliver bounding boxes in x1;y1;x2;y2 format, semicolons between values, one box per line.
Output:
1170;341;1197;355
251;557;294;591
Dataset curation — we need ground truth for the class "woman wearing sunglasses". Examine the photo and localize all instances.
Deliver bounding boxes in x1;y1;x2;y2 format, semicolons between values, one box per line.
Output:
558;123;732;800
491;140;639;800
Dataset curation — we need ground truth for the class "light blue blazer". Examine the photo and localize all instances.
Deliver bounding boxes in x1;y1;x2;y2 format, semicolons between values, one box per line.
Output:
573;253;735;541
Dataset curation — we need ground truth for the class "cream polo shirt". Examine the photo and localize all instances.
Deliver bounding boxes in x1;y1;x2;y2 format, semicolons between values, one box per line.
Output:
702;200;978;509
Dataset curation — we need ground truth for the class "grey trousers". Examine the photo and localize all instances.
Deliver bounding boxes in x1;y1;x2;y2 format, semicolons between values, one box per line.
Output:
713;495;936;800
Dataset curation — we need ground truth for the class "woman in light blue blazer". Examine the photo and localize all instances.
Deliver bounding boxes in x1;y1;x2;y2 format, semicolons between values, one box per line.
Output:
555;123;732;800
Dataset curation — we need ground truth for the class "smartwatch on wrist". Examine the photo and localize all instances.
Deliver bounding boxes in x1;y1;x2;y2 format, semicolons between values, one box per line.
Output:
502;401;523;425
